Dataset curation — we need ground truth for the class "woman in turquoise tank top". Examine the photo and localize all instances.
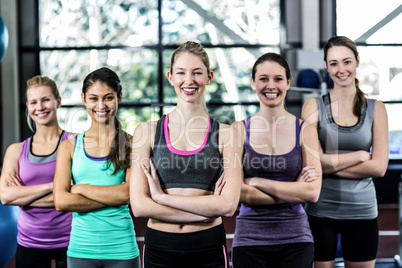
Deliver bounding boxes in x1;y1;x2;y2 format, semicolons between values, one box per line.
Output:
301;36;389;268
130;41;243;268
231;52;322;268
53;67;140;268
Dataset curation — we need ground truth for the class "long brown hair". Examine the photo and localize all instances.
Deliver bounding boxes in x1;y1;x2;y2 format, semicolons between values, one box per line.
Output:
82;67;131;174
324;36;366;116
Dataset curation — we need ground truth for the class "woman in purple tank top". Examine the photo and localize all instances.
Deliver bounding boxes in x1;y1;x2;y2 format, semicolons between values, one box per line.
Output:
0;76;72;268
231;53;322;268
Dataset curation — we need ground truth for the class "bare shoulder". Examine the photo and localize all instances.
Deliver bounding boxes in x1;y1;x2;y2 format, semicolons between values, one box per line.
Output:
301;97;319;124
132;121;158;149
4;142;23;160
373;99;387;115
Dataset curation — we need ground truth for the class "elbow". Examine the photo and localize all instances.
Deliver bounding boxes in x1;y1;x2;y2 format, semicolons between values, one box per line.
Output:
304;188;321;204
0;191;14;205
54;201;65;212
221;201;239;217
54;195;68;212
306;193;320;204
1;197;11;205
374;166;387;178
130;202;148;218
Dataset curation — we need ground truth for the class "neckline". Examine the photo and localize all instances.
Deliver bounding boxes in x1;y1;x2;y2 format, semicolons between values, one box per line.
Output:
325;93;361;128
80;133;108;161
164;114;211;155
29;130;65;157
244;116;301;157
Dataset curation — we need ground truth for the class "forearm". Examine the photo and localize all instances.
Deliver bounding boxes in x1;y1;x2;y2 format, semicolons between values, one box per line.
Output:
71;184;129;206
27;193;54;207
240;184;282;205
131;197;215;223
1;183;52;206
334;158;388;179
54;191;106;212
249;178;320;204
321;151;370;174
155;193;238;218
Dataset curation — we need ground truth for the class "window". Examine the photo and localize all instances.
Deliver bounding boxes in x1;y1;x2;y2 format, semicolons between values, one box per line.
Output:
19;0;281;135
336;0;402;159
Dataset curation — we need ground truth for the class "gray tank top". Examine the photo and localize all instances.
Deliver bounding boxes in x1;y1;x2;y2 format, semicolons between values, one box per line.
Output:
305;93;377;219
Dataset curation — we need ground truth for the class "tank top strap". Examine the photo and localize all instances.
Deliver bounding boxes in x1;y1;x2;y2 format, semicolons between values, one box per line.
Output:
19;137;30;162
242;116;251;146
74;133;84;149
295;117;304;148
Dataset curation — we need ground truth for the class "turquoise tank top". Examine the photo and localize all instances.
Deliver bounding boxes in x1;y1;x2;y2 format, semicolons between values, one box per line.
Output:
69;133;139;260
305;94;377;220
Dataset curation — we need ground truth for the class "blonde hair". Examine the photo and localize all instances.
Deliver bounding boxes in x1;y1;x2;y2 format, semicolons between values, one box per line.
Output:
26;75;60;100
170;41;211;112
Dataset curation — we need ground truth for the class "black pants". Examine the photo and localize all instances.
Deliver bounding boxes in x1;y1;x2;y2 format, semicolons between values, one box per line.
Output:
144;224;229;268
16;244;68;268
308;215;378;262
232;242;314;268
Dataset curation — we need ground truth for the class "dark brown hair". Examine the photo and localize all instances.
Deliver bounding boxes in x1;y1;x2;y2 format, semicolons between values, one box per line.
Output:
251;52;292;82
82;67;130;174
324;36;366;116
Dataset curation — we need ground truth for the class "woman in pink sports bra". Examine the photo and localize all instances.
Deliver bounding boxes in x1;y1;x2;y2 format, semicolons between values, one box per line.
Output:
130;41;242;268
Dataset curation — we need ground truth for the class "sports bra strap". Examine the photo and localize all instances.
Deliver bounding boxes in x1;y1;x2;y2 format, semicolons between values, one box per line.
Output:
295;117;304;147
242;117;251;145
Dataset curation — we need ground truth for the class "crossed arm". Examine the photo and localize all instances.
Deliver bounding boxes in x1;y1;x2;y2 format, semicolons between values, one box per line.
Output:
130;122;242;223
53;138;129;212
233;120;322;206
301;98;389;179
0;143;54;207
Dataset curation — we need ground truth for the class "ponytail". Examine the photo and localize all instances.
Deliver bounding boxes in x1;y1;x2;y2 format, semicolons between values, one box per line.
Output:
107;117;131;175
353;78;367;117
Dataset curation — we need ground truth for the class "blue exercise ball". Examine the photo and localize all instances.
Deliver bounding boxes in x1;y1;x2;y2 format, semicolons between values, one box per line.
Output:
0;203;19;267
296;69;321;89
0;16;9;62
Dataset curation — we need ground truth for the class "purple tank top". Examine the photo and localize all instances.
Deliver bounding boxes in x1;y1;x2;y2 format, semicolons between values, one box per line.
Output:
232;117;313;247
17;132;72;249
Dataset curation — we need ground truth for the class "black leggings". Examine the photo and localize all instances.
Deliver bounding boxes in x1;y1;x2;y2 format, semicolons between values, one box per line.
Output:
308;215;378;262
144;224;229;268
232;243;314;268
16;244;67;268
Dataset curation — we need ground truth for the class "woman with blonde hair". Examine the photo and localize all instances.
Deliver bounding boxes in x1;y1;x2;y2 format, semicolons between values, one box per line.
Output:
130;41;242;268
1;75;72;268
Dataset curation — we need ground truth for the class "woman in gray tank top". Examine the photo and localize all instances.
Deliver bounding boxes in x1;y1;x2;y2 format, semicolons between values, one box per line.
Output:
130;41;243;268
301;36;389;268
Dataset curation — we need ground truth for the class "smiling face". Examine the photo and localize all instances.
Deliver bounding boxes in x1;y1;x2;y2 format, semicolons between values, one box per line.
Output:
167;52;213;104
251;60;290;107
81;81;121;124
325;45;359;88
26;85;61;126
